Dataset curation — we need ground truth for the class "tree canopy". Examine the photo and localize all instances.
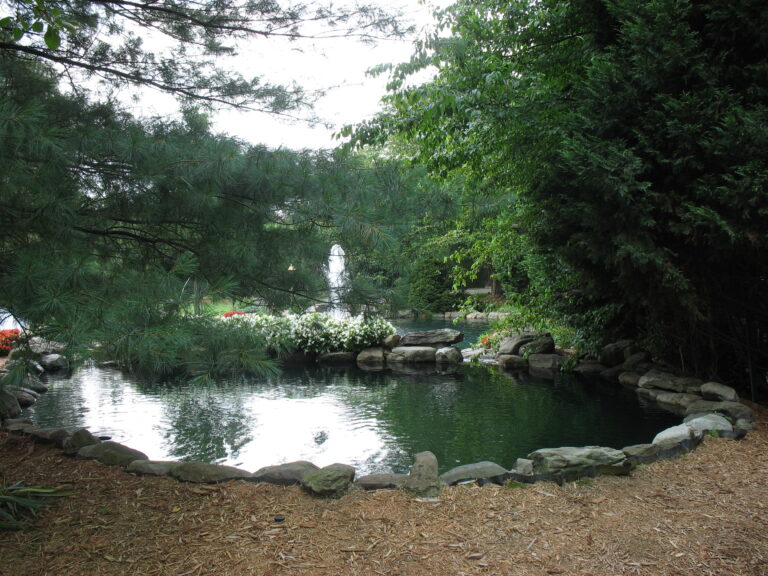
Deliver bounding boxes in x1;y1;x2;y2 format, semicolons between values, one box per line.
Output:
359;0;768;393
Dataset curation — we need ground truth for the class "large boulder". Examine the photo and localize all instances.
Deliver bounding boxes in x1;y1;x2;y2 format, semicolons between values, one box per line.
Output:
685;400;755;427
439;461;510;486
519;335;555;356
301;463;355;498
497;333;538;355
356;347;385;368
638;370;686;392
77;441;149;467
654;392;704;416
400;329;463;347
700;382;739;402
528;446;631;481
13;389;36;408
355;473;408;491
0;388;22;420
598;340;633;367
39;354;69;372
683;413;733;435
435;346;463;365
251;461;319;486
497;354;529;371
652;424;699;445
403;451;441;497
387;346;437;364
63;428;101;455
169;462;253;483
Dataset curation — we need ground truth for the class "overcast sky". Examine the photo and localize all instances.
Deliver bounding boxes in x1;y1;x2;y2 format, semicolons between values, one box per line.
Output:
207;1;450;150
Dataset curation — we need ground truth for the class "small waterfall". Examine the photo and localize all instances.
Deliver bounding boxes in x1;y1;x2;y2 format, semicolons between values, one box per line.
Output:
326;244;349;318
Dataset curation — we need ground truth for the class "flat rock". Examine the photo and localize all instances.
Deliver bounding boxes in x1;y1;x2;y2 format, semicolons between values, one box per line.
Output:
684;400;755;424
528;354;565;374
355;473;408;491
127;460;181;477
528;446;630;478
572;361;608;377
301;463;356;497
387;346;437;364
400;329;463;347
252;461;319;486
39;353;69;372
403;451;441;497
439;461;510;486
700;382;739;402
29;427;70;446
435;346;463;365
77;441;149;467
638;370;685;392
684;413;733;434
618;371;642;387
622;444;661;465
169;462;253;483
654;392;704;415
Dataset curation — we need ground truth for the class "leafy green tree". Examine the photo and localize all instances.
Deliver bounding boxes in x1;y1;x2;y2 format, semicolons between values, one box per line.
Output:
360;0;768;393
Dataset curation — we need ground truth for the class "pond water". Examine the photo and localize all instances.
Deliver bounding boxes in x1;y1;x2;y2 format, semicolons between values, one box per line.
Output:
23;361;678;475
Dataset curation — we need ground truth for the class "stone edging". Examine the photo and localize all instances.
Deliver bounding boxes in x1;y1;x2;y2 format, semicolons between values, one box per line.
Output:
0;333;757;498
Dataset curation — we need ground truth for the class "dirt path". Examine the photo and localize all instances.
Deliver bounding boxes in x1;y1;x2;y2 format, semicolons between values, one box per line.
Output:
1;404;767;576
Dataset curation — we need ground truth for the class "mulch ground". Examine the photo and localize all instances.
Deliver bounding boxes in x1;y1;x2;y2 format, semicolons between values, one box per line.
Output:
1;402;767;576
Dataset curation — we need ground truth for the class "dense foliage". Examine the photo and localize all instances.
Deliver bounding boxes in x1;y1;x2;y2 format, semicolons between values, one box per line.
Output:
359;0;768;394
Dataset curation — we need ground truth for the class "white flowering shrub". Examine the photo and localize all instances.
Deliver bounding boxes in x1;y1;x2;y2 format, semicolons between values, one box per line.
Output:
222;313;395;355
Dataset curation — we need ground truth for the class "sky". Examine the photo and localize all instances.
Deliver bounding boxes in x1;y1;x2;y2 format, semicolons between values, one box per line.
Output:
207;1;451;150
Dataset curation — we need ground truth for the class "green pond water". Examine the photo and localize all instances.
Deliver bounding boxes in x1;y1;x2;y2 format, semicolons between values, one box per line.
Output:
23;359;678;475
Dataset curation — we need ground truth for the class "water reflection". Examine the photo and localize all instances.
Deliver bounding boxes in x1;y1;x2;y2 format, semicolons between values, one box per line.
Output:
25;364;679;475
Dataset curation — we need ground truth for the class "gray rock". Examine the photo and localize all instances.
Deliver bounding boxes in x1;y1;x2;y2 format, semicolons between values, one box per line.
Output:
317;351;355;365
622;351;651;369
637;370;685;392
301;463;356;497
683;413;733;434
251;461;319;486
382;334;401;349
77;441;149;467
403;451;441;497
63;428;101;455
653;424;699;445
29;338;66;355
387;346;437;364
676;377;704;395
618;371;642;387
514;458;534;476
435;346;463;365
127;460;181;477
400;329;463;347
636;387;663;401
2;417;33;430
497;354;529;371
497;333;538;355
169;462;253;483
519;335;555;356
527;354;565;373
622;444;661;465
735;418;756;430
598;340;633;367
14;389;36;408
29;427;70;446
355;473;408;491
0;388;21;420
528;446;630;480
23;375;48;393
572;361;608;377
685;400;755;424
654;392;704;415
39;353;69;372
439;461;510;486
700;382;739;402
356;347;385;367
463;348;491;361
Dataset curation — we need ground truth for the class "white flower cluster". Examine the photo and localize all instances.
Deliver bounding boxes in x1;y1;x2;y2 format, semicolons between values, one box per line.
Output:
222;313;395;354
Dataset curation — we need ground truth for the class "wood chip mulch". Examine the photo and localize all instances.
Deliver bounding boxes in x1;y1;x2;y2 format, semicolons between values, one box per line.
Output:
1;401;767;576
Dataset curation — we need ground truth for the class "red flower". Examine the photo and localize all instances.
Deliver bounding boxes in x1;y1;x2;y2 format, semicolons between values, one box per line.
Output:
223;311;246;318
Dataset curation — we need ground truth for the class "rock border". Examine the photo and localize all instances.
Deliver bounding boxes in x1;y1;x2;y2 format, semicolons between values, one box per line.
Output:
0;332;756;498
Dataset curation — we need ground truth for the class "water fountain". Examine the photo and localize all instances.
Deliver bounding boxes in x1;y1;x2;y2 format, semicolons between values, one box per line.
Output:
326;244;349;318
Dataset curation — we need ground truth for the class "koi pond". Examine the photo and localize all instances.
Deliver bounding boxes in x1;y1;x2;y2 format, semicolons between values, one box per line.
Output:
23;336;678;475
